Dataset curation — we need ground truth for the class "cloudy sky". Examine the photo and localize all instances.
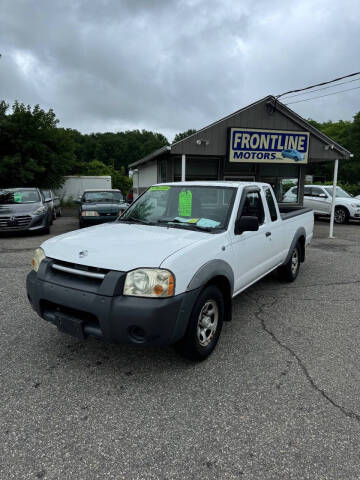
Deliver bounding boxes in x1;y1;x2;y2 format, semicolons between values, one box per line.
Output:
1;0;359;141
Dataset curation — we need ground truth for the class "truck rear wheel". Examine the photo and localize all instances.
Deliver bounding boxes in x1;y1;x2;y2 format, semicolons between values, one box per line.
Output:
278;244;300;282
175;285;224;361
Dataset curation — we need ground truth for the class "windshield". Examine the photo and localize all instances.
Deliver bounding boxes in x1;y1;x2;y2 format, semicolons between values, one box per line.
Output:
0;189;40;204
324;187;352;198
119;185;236;232
82;191;124;203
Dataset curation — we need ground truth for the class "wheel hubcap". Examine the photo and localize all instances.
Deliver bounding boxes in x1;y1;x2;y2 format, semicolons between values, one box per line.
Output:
335;209;345;223
197;300;218;347
291;249;299;275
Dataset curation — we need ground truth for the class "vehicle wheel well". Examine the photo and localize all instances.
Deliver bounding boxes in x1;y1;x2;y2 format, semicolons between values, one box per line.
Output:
297;235;305;262
205;275;232;321
336;205;350;215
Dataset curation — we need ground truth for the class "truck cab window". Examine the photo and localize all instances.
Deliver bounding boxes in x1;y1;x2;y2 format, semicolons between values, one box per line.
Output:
241;191;265;225
263;187;278;221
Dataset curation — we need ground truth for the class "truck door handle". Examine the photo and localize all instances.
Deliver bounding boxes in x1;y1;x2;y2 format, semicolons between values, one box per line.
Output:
265;232;271;237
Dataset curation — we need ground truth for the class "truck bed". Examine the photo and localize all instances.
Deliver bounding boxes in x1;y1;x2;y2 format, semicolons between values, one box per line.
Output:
279;207;313;220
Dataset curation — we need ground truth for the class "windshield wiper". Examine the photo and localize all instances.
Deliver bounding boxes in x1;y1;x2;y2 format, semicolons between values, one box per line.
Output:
157;218;212;232
120;216;150;224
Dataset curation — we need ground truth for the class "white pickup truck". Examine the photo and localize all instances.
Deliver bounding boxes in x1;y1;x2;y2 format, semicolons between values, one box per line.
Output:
27;182;313;360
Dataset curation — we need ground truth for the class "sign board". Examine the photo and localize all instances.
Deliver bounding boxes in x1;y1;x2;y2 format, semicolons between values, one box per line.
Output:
228;128;309;164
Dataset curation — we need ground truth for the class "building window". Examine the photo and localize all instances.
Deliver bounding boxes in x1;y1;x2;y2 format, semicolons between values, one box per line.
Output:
257;164;300;204
174;157;219;181
159;159;167;182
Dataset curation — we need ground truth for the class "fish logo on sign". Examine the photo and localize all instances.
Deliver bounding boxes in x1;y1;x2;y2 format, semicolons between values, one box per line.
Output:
78;249;88;258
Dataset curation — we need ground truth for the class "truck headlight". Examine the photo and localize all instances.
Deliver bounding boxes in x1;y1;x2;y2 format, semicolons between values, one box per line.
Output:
31;247;45;272
81;211;100;216
123;269;175;298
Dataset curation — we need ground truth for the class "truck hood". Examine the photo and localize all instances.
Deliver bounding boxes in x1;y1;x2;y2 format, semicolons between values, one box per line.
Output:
42;222;207;271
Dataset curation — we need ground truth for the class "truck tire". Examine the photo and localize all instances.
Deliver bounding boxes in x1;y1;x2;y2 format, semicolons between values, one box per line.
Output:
278;243;300;282
175;285;224;361
334;206;349;224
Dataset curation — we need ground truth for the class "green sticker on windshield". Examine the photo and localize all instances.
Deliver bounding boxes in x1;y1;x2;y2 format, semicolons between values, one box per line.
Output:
149;186;170;191
13;192;22;203
178;190;192;217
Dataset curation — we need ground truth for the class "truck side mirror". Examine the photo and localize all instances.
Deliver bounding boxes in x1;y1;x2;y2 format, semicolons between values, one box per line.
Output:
235;216;259;235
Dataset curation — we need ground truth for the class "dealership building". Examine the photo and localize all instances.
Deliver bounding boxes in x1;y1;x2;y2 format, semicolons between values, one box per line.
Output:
129;96;351;206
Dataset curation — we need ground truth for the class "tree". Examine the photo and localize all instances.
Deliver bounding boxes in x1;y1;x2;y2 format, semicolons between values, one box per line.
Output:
306;116;360;184
173;129;197;143
111;166;132;195
0;102;75;188
68;129;169;172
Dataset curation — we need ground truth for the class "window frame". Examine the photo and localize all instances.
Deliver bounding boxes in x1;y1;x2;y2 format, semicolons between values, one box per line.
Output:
263;186;278;222
236;187;265;227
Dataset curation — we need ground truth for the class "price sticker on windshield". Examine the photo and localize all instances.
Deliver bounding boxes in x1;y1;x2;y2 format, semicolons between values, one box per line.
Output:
178;190;192;217
13;192;22;203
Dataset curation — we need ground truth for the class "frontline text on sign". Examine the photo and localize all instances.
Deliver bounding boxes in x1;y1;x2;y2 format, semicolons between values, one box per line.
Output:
229;128;309;164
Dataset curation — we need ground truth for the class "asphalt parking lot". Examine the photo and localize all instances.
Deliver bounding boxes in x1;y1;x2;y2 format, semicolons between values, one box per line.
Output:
0;217;360;480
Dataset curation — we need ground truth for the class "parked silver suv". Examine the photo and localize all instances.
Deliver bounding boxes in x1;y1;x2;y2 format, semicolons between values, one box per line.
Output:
283;185;360;224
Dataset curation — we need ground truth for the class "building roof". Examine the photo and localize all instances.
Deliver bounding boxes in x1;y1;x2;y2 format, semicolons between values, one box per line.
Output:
129;146;171;169
129;95;351;168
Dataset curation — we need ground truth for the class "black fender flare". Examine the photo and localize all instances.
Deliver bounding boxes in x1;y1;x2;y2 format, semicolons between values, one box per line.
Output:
187;259;234;293
186;260;234;322
283;227;306;265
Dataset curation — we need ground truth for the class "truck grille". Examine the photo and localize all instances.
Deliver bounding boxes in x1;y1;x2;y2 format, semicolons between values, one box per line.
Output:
51;259;110;279
0;215;32;230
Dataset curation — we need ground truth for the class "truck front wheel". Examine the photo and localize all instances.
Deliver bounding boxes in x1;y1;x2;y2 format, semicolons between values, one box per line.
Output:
175;285;224;361
278;244;300;282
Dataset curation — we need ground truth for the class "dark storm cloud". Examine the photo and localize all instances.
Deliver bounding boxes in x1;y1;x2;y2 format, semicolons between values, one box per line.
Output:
1;0;359;140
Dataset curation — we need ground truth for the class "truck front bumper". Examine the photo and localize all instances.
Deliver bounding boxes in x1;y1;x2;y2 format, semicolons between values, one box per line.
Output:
26;264;199;346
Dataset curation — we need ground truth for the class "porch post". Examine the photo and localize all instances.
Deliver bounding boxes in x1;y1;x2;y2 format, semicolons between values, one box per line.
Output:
329;159;339;238
181;154;186;181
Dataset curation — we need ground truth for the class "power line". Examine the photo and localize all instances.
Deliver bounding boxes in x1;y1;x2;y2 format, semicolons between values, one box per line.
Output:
276;71;360;99
285;85;360;105
283;77;360;99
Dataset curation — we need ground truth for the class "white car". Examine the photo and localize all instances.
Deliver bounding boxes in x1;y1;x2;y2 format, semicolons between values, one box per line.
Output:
27;181;313;360
284;185;360;224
